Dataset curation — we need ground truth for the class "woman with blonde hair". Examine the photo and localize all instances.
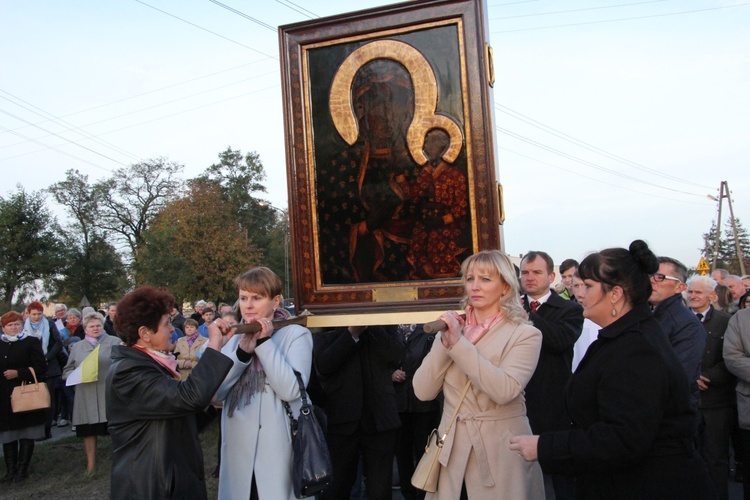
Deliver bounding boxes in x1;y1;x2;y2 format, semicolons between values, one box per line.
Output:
413;250;544;499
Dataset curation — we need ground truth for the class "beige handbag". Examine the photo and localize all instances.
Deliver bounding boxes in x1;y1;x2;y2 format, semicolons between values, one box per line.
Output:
10;367;51;413
411;380;472;493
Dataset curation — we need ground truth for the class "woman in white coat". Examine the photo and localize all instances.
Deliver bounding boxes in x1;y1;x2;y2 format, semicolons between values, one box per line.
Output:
213;267;313;500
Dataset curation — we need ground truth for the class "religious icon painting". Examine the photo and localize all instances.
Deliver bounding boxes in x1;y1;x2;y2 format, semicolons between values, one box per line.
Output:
280;0;502;315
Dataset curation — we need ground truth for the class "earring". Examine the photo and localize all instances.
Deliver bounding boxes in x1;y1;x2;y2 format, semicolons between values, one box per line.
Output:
611;302;617;317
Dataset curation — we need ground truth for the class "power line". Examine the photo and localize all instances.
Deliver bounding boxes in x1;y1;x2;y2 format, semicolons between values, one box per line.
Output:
275;0;318;19
208;0;276;31
490;0;672;20
0;108;128;166
134;0;278;59
491;2;750;33
0;124;113;173
1;60;269;138
1;71;277;150
499;145;706;205
496;125;705;197
495;103;714;190
0;90;142;162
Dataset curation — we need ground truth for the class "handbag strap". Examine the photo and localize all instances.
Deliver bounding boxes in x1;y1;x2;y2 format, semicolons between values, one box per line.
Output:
440;380;472;441
292;370;311;409
27;367;38;385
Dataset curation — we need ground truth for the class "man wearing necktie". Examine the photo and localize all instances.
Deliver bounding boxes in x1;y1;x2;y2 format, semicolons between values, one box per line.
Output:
687;275;733;500
520;251;583;500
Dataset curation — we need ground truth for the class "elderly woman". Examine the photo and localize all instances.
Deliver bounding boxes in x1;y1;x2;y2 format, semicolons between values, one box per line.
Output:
213;267;313;499
62;312;120;476
65;308;84;343
510;240;713;498
22;301;64;440
413;250;544;499
106;286;234;500
0;311;47;484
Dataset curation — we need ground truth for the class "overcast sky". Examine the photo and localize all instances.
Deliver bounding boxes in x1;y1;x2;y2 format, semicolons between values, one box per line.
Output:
2;0;748;272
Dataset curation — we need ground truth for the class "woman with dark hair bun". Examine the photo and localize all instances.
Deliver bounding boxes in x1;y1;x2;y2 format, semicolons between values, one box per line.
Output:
105;286;236;500
511;240;714;498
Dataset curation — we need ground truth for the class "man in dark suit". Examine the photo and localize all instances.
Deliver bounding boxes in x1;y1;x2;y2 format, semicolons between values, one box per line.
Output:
688;275;734;500
649;256;706;410
314;325;404;500
520;250;583;500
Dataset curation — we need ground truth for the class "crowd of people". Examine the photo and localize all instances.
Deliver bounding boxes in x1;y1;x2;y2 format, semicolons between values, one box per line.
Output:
0;246;750;498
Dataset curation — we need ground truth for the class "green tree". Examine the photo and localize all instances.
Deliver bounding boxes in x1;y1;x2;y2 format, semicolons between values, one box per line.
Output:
47;169;130;304
54;236;129;305
135;180;262;302
0;187;68;310
94;158;184;259
703;217;750;275
197;147;294;283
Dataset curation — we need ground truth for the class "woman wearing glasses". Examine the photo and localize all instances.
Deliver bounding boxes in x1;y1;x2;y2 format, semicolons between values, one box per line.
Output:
510;240;713;498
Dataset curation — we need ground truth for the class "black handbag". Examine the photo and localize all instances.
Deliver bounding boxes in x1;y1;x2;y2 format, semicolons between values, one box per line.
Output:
284;370;333;499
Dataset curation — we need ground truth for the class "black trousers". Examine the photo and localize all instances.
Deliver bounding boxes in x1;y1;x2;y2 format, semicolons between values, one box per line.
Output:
699;407;733;500
323;428;398;500
396;410;440;500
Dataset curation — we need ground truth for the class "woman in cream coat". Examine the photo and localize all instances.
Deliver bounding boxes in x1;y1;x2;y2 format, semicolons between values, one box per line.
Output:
174;319;207;380
213;267;313;500
414;250;545;499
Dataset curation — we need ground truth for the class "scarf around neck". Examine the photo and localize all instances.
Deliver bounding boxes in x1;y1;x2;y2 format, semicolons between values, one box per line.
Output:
133;344;180;379
225;307;290;418
23;317;50;354
463;306;504;344
1;333;25;343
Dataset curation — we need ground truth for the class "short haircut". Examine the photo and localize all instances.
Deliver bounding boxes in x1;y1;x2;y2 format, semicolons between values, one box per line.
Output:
236;267;282;299
184;318;199;329
82;312;105;329
202;308;215;316
115;286;174;346
26;301;44;313
559;259;579;275
713;269;729;279
521;251;554;274
657;256;688;283
1;311;23;327
194;300;206;307
55;303;67;311
67;308;82;319
107;302;117;309
686;275;717;291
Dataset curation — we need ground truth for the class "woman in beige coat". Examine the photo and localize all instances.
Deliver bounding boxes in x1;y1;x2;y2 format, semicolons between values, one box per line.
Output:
62;312;121;476
174;319;207;380
413;250;545;499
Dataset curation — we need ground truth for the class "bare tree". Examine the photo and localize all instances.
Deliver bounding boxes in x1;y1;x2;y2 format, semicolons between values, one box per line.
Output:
93;158;184;259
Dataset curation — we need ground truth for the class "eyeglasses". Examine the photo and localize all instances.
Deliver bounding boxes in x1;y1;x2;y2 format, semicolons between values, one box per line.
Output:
650;273;682;284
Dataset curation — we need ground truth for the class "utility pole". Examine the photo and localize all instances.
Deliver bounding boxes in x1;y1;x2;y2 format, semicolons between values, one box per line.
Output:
709;181;745;275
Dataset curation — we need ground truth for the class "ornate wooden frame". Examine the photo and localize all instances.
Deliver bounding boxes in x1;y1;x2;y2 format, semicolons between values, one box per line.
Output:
280;0;500;315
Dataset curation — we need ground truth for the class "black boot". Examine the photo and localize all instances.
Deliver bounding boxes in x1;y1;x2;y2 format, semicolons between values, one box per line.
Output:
1;441;18;483
15;438;34;484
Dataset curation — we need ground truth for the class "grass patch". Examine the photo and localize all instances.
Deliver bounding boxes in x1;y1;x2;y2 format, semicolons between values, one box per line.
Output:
1;419;221;500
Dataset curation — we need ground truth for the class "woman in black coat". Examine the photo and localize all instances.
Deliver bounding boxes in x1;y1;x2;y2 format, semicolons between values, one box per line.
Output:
106;286;235;500
0;311;47;484
22;301;63;440
510;240;714;499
